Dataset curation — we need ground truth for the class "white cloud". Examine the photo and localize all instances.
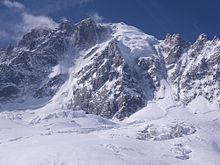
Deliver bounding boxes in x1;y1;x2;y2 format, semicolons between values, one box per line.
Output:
2;0;25;12
20;13;58;33
2;0;58;40
90;13;103;22
1;0;94;44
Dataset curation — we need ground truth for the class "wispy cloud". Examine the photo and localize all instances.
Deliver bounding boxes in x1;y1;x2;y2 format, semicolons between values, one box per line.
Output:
1;0;58;43
0;0;92;46
20;13;58;33
90;12;103;22
2;0;25;12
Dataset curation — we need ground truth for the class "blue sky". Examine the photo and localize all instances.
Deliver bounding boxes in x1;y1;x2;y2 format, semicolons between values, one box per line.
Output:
0;0;219;47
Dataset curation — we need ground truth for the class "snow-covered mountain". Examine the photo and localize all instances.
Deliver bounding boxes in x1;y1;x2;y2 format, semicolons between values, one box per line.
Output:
0;18;219;118
0;18;220;165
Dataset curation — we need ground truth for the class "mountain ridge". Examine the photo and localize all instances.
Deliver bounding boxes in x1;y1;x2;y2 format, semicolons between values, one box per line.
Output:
0;18;219;119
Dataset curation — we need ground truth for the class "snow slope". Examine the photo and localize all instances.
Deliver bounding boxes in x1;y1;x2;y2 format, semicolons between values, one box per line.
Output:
0;98;220;165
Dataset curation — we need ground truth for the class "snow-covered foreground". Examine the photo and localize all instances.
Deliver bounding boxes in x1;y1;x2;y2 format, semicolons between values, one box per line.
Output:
0;101;220;165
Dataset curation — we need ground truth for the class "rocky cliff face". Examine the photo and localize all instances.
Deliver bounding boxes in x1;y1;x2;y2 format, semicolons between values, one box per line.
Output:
0;18;219;119
162;33;220;105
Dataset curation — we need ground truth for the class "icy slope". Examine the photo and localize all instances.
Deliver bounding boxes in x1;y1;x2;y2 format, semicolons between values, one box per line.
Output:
0;101;220;165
